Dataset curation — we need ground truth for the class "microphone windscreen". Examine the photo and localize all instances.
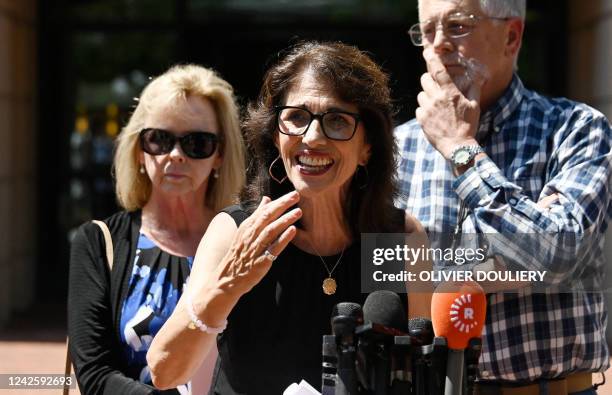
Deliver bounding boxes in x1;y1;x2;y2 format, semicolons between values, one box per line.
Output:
408;317;432;333
431;281;486;350
363;290;407;331
331;302;364;337
408;317;434;344
331;302;363;320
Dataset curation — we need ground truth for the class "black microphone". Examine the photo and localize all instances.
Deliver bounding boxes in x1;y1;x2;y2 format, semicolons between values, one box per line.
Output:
331;302;363;395
322;335;338;395
408;318;433;345
357;291;408;395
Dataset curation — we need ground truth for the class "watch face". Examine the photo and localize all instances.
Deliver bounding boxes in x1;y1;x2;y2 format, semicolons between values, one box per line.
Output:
454;149;471;165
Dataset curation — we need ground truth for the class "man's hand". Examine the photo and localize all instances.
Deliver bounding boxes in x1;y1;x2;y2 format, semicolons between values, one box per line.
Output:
415;50;486;159
537;193;560;209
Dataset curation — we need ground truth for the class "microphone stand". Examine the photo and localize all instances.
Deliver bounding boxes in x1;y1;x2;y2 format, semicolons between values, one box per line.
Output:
373;342;391;395
322;335;338;395
354;325;392;395
412;342;427;395
390;336;412;395
428;337;448;395
333;316;360;395
464;338;482;395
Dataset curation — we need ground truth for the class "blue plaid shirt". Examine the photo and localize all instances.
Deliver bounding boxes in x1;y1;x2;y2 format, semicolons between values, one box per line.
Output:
395;74;611;381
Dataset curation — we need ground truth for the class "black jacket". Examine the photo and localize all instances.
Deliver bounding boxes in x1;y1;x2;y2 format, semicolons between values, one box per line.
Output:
68;210;160;395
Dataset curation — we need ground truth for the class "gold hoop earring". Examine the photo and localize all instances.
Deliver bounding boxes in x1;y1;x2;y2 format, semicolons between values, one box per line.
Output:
268;155;288;184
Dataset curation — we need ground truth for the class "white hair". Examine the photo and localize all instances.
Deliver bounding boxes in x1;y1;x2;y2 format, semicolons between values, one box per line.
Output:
480;0;526;19
418;0;526;20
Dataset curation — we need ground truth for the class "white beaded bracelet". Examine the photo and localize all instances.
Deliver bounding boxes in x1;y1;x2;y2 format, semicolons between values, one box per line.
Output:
184;288;227;334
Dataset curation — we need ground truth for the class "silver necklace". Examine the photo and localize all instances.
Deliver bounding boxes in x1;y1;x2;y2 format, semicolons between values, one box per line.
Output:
310;241;346;295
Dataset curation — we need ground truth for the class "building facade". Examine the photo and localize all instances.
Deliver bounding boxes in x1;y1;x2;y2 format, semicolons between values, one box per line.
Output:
0;1;610;343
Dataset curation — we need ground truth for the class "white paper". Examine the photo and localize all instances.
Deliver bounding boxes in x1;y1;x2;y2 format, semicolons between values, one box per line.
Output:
283;379;321;395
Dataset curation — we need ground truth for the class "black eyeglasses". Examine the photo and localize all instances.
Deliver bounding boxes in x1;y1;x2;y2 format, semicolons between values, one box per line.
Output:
275;106;361;141
139;128;219;159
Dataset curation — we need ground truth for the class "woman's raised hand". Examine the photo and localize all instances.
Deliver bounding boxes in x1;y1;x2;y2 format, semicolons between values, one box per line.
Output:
214;191;302;297
146;193;301;388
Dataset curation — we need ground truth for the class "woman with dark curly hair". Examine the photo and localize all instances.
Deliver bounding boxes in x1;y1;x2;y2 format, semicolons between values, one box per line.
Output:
148;41;431;394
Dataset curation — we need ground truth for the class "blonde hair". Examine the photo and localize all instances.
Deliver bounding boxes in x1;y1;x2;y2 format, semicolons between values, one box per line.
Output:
114;64;246;212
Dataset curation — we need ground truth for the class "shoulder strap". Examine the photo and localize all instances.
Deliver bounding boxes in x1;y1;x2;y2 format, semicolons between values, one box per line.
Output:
63;336;71;395
64;220;115;394
92;220;114;270
222;204;251;227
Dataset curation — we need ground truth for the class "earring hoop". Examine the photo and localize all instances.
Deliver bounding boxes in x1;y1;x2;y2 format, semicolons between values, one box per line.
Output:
213;168;219;179
268;155;288;184
139;164;146;174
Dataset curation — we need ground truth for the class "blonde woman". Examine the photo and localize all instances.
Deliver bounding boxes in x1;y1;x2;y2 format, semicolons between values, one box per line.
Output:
68;64;245;395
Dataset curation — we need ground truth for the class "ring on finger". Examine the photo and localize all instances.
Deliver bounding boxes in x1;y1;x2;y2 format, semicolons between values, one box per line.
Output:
263;249;277;261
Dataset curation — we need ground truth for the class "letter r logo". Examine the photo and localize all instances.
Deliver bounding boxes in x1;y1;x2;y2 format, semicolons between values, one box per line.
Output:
448;293;482;333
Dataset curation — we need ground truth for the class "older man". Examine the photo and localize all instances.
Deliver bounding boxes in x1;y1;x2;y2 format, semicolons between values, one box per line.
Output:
395;0;611;393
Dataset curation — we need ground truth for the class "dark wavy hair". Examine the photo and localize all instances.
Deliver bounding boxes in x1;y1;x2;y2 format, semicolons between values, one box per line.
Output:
241;41;403;235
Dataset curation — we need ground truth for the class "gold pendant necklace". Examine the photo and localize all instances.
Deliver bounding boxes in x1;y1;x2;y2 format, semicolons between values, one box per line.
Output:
322;277;337;295
310;241;346;296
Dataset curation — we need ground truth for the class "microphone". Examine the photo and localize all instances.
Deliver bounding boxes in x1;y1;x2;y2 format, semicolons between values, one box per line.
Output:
362;291;408;332
408;318;433;395
408;318;433;345
322;335;337;395
387;317;432;395
331;302;363;395
357;291;408;395
431;281;487;395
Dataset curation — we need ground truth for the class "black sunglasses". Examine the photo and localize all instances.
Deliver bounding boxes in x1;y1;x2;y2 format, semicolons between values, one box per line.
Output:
139;128;219;159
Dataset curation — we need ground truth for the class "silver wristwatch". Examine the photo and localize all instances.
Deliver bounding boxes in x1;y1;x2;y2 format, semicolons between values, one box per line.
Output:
450;145;485;167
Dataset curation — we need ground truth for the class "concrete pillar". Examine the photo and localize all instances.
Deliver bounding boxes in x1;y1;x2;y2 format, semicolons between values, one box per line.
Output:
567;0;612;343
0;0;37;326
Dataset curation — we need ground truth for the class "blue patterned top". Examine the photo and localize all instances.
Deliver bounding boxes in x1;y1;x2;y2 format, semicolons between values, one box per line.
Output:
119;232;193;393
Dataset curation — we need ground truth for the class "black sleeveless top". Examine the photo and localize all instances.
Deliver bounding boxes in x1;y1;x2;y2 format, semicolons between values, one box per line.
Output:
209;205;369;394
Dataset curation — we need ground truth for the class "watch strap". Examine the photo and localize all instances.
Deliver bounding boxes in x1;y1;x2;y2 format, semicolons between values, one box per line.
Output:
450;144;484;167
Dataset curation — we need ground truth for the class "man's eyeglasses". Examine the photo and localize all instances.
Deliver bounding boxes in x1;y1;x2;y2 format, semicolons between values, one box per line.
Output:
275;106;361;141
407;12;509;46
139;128;219;159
